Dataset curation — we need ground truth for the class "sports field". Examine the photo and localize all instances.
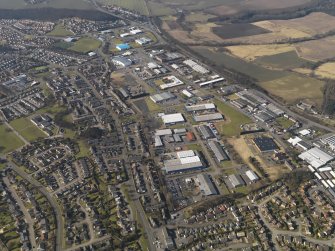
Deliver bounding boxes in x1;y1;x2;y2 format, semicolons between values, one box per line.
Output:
10;117;47;142
0;124;24;154
69;37;101;53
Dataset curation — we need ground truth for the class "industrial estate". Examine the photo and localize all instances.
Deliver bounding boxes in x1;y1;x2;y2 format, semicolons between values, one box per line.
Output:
1;0;335;251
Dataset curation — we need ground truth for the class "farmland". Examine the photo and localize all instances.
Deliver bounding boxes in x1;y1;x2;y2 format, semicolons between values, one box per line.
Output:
226;44;294;61
259;74;324;105
69;37;101;53
212;23;270;39
315;62;335;79
0;0;93;9
97;0;149;15
254;50;311;70
0;123;24;154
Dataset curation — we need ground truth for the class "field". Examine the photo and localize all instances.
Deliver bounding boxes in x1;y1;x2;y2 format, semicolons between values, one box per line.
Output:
47;24;73;37
10;117;47;142
213;99;252;137
276;117;295;129
295;36;335;61
226;44;294;61
192;46;287;82
0;0;93;9
185;12;216;22
97;0;149;16
254;50;311;69
0;124;24;154
69;37;101;53
259;74;324;105
315;62;335;79
212;24;270;39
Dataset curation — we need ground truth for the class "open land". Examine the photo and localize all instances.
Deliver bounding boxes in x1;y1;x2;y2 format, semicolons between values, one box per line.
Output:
69;37;101;53
10;117;47;142
0;124;24;154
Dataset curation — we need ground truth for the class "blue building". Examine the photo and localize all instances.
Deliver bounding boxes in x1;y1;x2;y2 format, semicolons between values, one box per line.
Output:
116;43;130;51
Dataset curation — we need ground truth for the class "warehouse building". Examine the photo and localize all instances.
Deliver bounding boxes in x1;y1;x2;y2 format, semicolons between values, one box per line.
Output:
164;150;205;174
112;56;132;67
208;140;229;162
183;59;209;74
161;113;185;125
150;92;176;103
229;174;245;188
135;37;152;45
299;147;334;169
185;103;216;112
198;125;215;139
194;113;223;122
199;77;225;87
245;170;259;182
197;174;218;196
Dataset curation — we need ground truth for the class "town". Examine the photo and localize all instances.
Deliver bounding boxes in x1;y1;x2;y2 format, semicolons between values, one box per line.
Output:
0;2;335;251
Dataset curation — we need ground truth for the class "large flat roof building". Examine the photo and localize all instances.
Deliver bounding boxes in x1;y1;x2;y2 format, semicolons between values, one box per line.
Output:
208;140;229;162
253;136;279;152
198;125;215;139
164;150;205;174
299;147;334;169
150;92;176;103
194;113;223;122
185;103;216;112
197;174;218;196
161;113;185;125
229;174;245;188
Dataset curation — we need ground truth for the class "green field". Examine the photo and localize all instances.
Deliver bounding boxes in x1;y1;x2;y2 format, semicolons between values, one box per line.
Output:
144;97;162;112
0;0;93;9
10;117;47;142
260;74;324;105
148;1;175;16
276;117;295;129
69;37;101;53
214;99;252;137
47;24;74;37
0;124;24;154
254;50;312;70
98;0;149;15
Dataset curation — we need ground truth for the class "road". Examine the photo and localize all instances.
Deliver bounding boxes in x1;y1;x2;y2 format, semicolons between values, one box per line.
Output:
3;177;37;250
9;162;64;251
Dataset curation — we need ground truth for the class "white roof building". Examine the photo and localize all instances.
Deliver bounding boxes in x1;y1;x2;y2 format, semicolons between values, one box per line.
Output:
161;113;185;124
176;150;195;159
245;170;259;182
298;147;334;168
287;136;302;146
183;59;209;74
185;103;216;112
197;174;218;196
